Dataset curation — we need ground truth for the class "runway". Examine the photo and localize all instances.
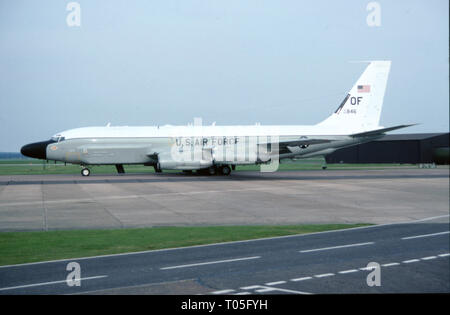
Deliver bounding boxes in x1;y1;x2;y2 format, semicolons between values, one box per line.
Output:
0;215;448;294
0;168;448;231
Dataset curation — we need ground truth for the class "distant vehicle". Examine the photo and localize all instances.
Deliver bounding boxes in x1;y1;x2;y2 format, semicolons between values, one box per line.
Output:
21;61;413;176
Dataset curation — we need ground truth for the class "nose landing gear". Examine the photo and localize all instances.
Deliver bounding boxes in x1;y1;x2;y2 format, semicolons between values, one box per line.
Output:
81;167;90;176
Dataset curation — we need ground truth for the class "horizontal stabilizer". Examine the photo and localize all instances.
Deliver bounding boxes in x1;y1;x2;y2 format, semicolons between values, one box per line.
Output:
351;124;417;137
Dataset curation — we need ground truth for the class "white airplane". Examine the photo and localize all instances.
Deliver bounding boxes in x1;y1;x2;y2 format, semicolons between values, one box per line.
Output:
21;61;413;176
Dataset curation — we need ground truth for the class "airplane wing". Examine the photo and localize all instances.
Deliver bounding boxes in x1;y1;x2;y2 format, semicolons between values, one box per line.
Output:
258;138;332;154
279;139;332;147
278;139;332;154
261;124;416;154
350;124;417;138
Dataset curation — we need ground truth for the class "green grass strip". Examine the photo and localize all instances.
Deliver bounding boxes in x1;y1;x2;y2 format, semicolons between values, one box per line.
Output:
0;224;371;266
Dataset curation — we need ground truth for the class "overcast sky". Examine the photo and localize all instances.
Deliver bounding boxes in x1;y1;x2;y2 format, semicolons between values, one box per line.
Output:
0;0;448;152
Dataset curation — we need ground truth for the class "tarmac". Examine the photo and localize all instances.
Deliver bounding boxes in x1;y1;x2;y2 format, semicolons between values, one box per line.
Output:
0;168;448;231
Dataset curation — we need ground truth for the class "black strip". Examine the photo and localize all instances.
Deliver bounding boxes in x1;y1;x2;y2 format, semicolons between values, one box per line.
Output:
334;94;350;114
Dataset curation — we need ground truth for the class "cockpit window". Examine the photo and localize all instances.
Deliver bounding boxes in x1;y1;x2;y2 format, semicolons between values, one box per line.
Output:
51;135;65;142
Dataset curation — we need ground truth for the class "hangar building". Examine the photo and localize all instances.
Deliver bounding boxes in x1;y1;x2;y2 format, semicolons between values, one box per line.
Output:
326;133;449;165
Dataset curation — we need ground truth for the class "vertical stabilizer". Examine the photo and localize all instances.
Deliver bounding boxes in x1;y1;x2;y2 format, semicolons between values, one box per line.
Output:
317;61;391;132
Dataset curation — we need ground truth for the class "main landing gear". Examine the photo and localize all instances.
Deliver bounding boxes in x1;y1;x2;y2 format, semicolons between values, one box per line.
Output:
154;163;162;173
197;165;232;176
220;165;231;176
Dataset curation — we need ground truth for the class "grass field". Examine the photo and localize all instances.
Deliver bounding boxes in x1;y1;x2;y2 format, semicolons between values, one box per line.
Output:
0;158;417;175
0;224;371;266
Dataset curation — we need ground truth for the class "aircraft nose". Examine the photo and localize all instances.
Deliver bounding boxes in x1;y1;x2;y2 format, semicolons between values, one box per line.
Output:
20;140;55;160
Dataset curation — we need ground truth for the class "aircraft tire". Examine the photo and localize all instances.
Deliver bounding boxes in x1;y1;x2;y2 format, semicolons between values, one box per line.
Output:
208;166;217;176
220;165;231;176
81;168;90;176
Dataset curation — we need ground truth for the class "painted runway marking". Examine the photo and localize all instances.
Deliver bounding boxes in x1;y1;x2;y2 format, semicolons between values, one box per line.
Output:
299;242;374;253
401;231;450;240
359;266;377;271
338;269;359;274
314;273;335;278
229;284;311;295
290;277;313;282
382;262;400;267
256;286;312;295
209;251;449;295
160;256;261;270
421;256;437;260
0;275;108;292
255;288;275;293
240;285;261;290
211;289;235;294
265;281;286;286
402;259;420;264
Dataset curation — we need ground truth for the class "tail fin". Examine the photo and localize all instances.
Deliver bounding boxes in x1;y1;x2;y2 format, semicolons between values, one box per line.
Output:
317;61;391;132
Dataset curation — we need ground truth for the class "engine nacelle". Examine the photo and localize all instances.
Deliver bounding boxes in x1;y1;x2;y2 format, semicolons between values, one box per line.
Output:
157;160;213;170
158;142;273;169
